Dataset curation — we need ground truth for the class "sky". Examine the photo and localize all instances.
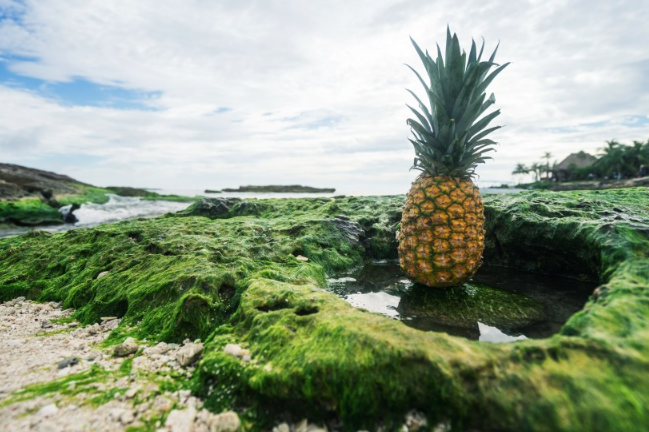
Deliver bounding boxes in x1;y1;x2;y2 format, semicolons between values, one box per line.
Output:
1;0;649;194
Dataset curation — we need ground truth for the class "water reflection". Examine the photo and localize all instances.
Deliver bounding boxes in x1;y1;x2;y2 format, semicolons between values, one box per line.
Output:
327;260;594;343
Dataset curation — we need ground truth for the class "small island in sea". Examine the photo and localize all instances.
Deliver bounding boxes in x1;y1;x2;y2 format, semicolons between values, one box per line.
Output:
221;184;335;193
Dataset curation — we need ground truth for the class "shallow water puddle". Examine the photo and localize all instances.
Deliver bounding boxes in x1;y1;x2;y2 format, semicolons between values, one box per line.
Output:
327;260;595;343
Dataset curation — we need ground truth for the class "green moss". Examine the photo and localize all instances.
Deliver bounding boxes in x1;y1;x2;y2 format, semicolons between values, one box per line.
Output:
397;282;545;330
0;364;110;408
58;185;112;206
1;190;649;431
0;198;63;225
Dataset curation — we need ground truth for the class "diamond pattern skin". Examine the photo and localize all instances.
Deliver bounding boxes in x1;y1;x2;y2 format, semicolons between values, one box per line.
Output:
398;175;485;287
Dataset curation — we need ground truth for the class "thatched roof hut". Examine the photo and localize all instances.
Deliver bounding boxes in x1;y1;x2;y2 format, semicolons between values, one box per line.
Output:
555;152;597;171
553;152;597;181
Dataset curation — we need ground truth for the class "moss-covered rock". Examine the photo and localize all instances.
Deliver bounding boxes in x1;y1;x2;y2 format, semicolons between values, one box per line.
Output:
397;282;545;330
1;190;648;431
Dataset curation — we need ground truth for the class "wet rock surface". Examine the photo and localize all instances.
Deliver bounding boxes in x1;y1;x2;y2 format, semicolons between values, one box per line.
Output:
1;191;648;431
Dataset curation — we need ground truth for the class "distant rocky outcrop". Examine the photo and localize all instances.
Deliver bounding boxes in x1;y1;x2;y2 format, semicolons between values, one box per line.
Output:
221;185;335;193
0;163;90;201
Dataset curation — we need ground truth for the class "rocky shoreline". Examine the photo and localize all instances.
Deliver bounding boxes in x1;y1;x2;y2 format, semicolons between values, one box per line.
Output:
1;190;648;431
0;297;342;432
0;163;197;228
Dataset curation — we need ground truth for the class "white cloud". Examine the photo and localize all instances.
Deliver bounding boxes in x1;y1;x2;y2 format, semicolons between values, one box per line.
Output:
0;0;648;193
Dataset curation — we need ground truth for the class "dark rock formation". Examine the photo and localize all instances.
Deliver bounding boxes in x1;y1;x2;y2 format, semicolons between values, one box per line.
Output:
0;163;89;200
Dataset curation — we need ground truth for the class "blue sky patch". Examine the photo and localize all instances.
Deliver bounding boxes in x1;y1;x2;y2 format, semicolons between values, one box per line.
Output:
545;115;649;134
0;57;161;110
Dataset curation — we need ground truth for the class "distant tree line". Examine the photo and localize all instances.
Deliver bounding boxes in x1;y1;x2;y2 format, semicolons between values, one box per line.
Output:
512;139;649;182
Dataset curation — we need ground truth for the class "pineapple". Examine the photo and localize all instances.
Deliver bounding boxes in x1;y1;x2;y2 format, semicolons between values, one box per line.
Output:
398;28;508;287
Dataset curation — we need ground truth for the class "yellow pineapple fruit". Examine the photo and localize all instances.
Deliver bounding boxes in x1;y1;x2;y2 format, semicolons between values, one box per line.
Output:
399;28;508;287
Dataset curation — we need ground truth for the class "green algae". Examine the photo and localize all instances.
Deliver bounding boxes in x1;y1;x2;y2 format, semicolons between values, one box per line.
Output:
0;197;63;225
0;364;111;408
57;185;112;206
397;282;545;330
1;191;649;431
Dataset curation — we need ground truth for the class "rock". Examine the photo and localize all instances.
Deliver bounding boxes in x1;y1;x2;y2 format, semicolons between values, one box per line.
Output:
124;388;138;399
177;342;204;367
295;255;309;262
57;357;79;369
86;349;103;361
102;318;119;331
165;406;197;432
59;203;80;223
273;423;290;432
38;403;59;417
114;342;138;357
223;344;250;360
97;271;110;279
405;410;427;431
294;419;308;432
145;342;172;355
41;320;53;329
86;323;101;335
208;411;240;432
176;198;240;219
329;216;365;245
120;410;136;425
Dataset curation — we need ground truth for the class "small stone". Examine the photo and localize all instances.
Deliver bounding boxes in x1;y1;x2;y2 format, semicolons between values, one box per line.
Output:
432;422;451;432
67;321;80;328
208;411;241;432
294;419;308;432
40;320;53;329
177;342;204;366
125;388;138;399
177;389;192;403
165;406;197;432
152;395;173;412
295;255;309;262
114;342;138;357
57;357;79;369
38;403;59;417
103;319;120;330
223;344;243;358
405;410;427;431
120;410;136;425
274;423;290;432
86;349;103;361
241;355;251;363
86;323;101;335
124;337;136;345
97;271;109;279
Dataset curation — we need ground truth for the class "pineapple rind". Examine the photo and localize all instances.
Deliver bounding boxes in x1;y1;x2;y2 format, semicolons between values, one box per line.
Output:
398;175;484;287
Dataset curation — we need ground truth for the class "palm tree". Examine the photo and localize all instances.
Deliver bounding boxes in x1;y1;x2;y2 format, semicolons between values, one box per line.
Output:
530;162;544;182
595;140;625;179
543;152;553;179
512;163;530;183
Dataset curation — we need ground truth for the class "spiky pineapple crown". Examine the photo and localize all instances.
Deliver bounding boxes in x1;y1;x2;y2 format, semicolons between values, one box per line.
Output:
407;27;509;179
